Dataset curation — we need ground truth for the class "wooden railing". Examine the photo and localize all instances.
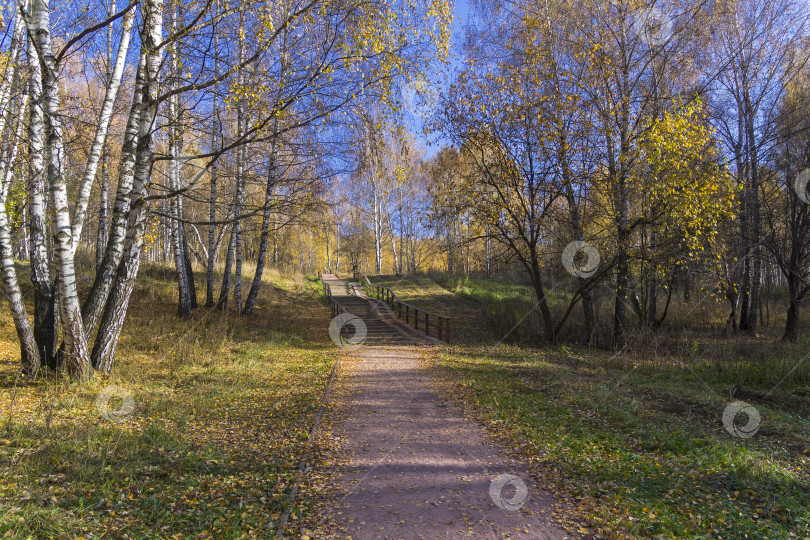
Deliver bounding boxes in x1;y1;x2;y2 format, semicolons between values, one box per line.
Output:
354;273;451;342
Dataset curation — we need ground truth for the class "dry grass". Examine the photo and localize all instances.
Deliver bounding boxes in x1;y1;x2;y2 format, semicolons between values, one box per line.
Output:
0;262;336;539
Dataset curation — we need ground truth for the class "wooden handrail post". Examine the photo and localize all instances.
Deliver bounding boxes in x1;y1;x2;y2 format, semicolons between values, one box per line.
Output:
361;276;451;342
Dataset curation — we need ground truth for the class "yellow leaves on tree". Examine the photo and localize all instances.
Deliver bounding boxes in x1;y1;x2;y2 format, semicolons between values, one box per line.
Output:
635;101;736;259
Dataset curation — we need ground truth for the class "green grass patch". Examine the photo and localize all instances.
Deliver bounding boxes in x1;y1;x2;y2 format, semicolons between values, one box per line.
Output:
434;344;810;539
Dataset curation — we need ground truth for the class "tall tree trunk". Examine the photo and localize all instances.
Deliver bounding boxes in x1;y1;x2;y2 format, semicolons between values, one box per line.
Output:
561;140;596;341
96;1;114;268
744;87;761;334
244;147;278;315
646;232;658;328
372;181;382;274
782;275;801;342
398;191;404;273
335;224;340;272
27;33;59;370
233;143;245;314
217;226;235;310
446;220;453;273
325;227;331;273
97;0;115;268
91;0;164;373
736;109;751;332
205;0;219;307
613;165;630;348
0;196;40;375
485;232;492;277
0;9;40;374
168;0;193;317
96;153;109;268
69;5;134;257
182;227;197;307
34;0;91;378
83;51;147;332
529;249;555;342
390;218;399;274
232;17;246;314
272;217;278;265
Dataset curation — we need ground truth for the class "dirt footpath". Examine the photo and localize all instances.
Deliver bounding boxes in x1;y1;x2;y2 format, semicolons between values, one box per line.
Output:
301;344;570;539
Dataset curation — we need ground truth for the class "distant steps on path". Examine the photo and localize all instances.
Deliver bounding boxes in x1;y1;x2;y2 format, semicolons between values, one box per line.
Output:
321;276;433;346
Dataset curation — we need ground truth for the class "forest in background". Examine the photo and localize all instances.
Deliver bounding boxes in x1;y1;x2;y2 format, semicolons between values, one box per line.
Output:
0;0;808;373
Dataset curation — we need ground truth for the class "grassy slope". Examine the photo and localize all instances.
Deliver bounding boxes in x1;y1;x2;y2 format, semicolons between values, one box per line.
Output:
0;264;336;539
370;273;810;539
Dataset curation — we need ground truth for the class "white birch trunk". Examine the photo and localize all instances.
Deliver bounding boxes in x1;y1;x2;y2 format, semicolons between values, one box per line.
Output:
169;0;192;317
232;16;246;315
96;0;117;268
27;29;59;368
205;0;219;307
69;7;134;257
335;224;340;272
82;51;147;332
31;0;91;377
92;0;164;373
0;6;39;374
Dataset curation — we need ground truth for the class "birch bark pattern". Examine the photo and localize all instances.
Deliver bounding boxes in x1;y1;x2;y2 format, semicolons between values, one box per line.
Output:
169;0;192;317
232;12;246;315
83;51;147;333
0;5;40;374
33;0;91;378
97;0;117;268
243;32;287;315
243;137;278;315
26;30;60;369
70;5;134;257
92;0;164;373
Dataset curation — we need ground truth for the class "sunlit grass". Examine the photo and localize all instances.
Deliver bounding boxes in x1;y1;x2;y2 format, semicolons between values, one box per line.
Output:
367;271;810;537
434;344;810;539
0;261;337;539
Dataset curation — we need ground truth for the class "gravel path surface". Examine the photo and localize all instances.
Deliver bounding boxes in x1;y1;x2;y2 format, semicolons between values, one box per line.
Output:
307;278;569;539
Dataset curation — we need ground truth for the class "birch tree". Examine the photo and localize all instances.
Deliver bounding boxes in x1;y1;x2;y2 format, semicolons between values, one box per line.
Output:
0;0;451;378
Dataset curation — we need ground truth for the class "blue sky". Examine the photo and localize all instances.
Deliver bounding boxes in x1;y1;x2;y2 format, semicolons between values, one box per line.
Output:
404;0;470;158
